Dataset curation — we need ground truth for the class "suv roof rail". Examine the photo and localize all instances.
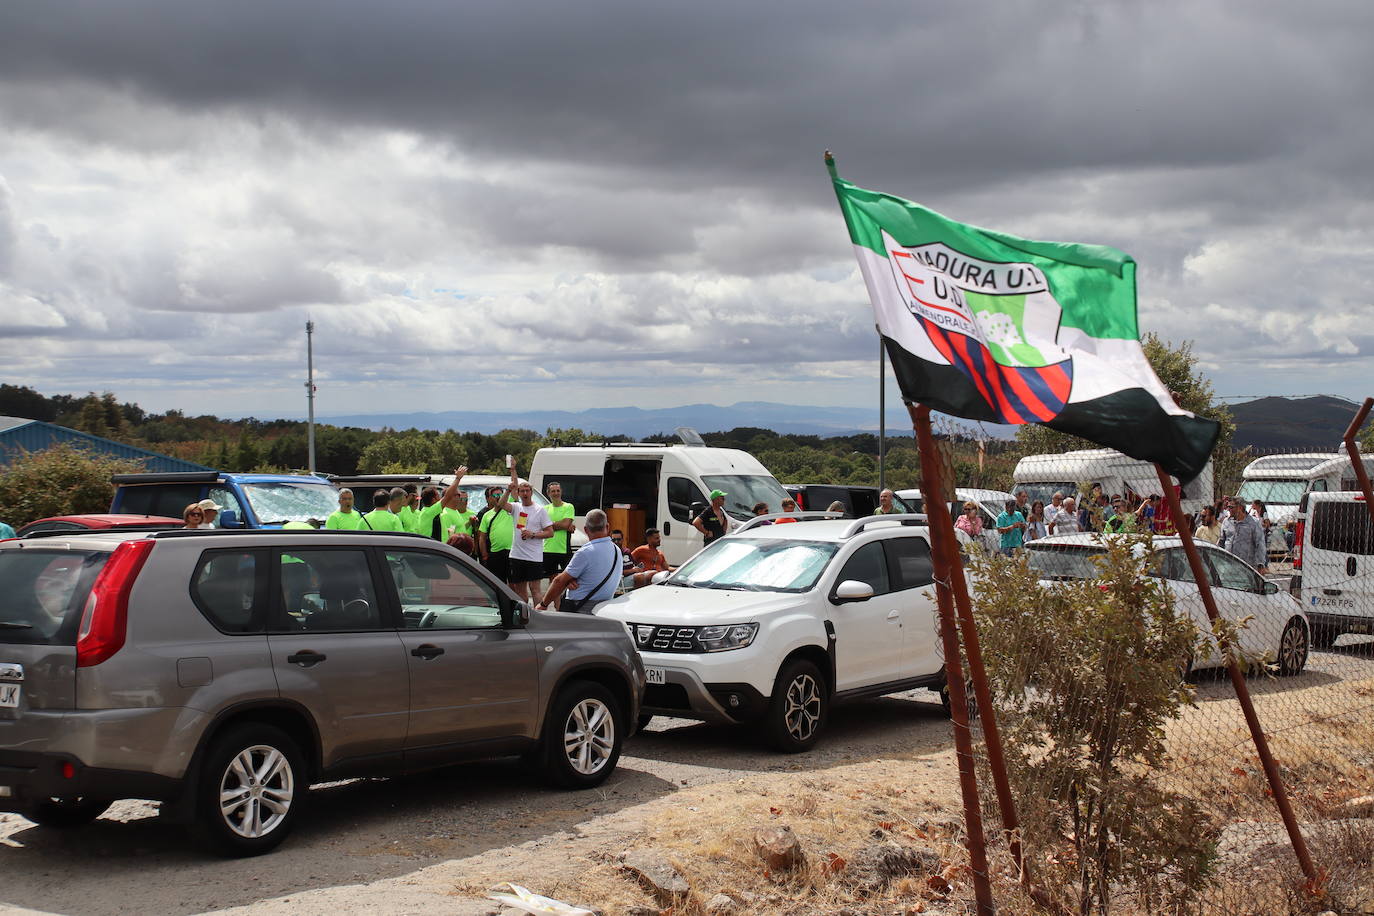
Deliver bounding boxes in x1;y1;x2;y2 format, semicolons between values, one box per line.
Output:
840;513;929;538
111;471;223;485
733;511;843;533
144;529;437;539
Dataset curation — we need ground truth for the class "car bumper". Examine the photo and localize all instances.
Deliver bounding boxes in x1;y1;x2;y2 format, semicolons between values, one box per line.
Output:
1308;611;1374;637
0;706;206;782
638;656;768;724
0;749;181;811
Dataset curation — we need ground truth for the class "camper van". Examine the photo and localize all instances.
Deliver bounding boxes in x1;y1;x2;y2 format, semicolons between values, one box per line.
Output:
1239;452;1374;526
1292;490;1374;648
529;440;790;565
1012;448;1213;517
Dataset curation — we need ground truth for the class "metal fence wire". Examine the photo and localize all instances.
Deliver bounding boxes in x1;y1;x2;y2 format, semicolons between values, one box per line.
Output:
923;417;1374;915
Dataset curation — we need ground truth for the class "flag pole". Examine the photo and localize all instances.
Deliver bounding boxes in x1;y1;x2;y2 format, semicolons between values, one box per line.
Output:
910;404;1027;880
1154;464;1319;886
1340;397;1374;523
878;332;887;491
910;402;996;915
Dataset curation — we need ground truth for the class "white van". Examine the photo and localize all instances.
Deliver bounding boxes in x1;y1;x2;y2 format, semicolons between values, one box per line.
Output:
1012;448;1213;518
530;442;790;565
1239;452;1374;526
1292;490;1374;648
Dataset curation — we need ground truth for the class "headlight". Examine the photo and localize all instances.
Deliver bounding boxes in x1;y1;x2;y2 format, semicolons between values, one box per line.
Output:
696;623;759;652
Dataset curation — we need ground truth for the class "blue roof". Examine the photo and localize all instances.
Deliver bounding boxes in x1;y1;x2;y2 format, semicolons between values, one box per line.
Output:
0;416;212;474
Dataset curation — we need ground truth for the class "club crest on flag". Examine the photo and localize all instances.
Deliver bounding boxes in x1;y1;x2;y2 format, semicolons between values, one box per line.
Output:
881;231;1074;425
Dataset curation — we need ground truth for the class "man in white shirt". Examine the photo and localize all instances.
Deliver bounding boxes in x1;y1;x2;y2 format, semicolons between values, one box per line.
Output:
1049;496;1081;535
507;476;553;602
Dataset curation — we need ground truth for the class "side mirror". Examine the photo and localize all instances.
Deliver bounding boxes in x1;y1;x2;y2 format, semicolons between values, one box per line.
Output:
1262;580;1278;595
832;579;875;604
508;603;531;627
218;509;242;529
651;570;672;585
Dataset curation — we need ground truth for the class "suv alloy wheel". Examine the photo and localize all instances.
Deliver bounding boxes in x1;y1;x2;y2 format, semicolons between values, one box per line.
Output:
542;682;623;788
192;723;305;857
766;658;828;752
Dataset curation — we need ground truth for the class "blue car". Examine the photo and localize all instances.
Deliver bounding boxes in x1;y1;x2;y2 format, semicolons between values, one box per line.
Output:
110;471;341;528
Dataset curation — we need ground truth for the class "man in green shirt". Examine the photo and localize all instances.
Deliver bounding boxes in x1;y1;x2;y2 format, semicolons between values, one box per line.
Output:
478;465;517;582
543;481;576;586
362;489;406;532
395;485;422;534
325;489;368;530
873;488;899;515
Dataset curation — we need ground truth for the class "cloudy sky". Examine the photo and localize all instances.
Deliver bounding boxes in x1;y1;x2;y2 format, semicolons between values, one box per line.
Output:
1;0;1371;424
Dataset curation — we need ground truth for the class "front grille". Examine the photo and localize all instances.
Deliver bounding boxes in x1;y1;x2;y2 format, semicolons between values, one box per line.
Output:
633;624;706;654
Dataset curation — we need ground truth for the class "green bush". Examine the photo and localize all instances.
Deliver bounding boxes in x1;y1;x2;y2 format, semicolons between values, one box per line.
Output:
967;537;1218;914
0;444;143;527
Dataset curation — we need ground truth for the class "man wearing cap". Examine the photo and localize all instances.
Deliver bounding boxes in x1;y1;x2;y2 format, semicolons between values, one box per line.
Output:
196;498;221;529
693;489;730;546
326;488;368;530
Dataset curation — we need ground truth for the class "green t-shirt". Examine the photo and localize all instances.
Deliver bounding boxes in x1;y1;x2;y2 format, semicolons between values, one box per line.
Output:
546;502;575;554
325;510;368;531
363;509;405;533
479;506;513;552
417;503;476;541
396;505;421;534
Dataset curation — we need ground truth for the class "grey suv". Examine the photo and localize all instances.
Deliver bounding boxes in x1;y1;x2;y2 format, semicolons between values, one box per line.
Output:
0;528;643;856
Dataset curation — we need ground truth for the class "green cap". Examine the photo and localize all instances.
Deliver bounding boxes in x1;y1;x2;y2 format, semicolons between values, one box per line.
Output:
710;489;727;500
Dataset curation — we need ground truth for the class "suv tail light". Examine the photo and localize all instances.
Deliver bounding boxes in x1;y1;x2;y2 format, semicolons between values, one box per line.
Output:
76;540;155;668
1293;520;1304;569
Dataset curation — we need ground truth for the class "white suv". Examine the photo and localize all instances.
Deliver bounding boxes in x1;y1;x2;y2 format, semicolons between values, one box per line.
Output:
595;514;949;752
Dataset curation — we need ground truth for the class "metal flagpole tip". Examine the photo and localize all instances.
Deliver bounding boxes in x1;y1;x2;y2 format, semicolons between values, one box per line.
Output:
823;150;835;166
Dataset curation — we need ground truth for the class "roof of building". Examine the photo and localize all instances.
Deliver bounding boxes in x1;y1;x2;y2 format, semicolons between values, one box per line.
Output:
0;416;211;473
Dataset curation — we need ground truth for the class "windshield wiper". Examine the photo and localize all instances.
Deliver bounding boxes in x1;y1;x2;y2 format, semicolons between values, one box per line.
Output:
0;621;34;629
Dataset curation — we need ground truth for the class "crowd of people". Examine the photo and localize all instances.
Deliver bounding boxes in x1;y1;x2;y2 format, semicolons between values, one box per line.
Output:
974;485;1282;573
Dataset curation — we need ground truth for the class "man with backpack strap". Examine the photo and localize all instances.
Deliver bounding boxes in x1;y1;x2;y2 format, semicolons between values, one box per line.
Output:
536;509;620;615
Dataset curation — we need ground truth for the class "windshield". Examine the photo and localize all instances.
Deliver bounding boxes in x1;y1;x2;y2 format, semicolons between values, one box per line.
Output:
702;475;792;520
0;550;109;644
1015;482;1077;506
1025;544;1107;580
242;481;342;525
671;537;838;592
1237;479;1307;505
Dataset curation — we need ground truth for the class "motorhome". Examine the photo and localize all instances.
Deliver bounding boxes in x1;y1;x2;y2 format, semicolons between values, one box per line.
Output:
529;436;789;565
1239;451;1374;526
1012;448;1213;517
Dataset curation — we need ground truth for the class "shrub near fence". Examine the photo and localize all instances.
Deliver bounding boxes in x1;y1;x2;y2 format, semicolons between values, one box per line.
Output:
947;440;1374;915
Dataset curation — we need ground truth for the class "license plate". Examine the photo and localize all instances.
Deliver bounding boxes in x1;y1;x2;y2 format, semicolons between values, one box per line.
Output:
645;667;666;686
0;684;19;709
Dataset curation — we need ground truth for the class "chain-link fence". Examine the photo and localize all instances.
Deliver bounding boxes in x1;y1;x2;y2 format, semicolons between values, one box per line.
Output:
921;417;1374;914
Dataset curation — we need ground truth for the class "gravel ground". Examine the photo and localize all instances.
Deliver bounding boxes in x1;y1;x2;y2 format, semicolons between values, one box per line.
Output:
0;688;958;916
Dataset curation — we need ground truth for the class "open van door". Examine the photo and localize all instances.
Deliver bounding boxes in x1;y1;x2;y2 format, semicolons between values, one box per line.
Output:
601;457;662;553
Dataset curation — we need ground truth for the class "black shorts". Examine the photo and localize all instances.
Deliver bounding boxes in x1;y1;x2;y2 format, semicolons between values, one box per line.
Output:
508;557;545;584
544;550;571;577
484;549;510;583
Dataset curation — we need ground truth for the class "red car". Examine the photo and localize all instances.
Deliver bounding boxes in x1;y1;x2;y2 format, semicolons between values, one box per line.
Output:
14;513;185;538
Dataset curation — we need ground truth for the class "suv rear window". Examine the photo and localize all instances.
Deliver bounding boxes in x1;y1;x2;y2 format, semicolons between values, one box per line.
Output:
192;549;265;633
0;549;109;645
1311;501;1374;555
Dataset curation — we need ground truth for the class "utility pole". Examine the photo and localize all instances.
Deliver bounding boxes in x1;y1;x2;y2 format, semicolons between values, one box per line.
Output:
305;320;317;475
877;329;886;491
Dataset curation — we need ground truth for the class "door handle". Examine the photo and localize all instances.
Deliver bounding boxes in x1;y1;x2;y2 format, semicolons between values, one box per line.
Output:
664;521;671;536
411;644;445;660
886;610;900;620
286;650;327;667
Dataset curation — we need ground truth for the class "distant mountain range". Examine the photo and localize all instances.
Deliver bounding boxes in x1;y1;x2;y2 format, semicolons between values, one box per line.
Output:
316;402;954;439
1229;395;1364;450
315;395;1366;450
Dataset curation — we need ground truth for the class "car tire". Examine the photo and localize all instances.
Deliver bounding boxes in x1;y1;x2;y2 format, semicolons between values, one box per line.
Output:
541;681;623;789
191;723;305;857
21;796;112;828
1310;625;1338;650
765;659;828;753
1276;617;1309;676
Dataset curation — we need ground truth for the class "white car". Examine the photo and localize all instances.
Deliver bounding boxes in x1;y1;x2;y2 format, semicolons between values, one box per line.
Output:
1025;534;1310;676
595;514;951;752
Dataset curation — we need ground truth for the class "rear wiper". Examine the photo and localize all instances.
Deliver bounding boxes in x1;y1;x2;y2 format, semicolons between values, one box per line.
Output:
0;621;34;629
